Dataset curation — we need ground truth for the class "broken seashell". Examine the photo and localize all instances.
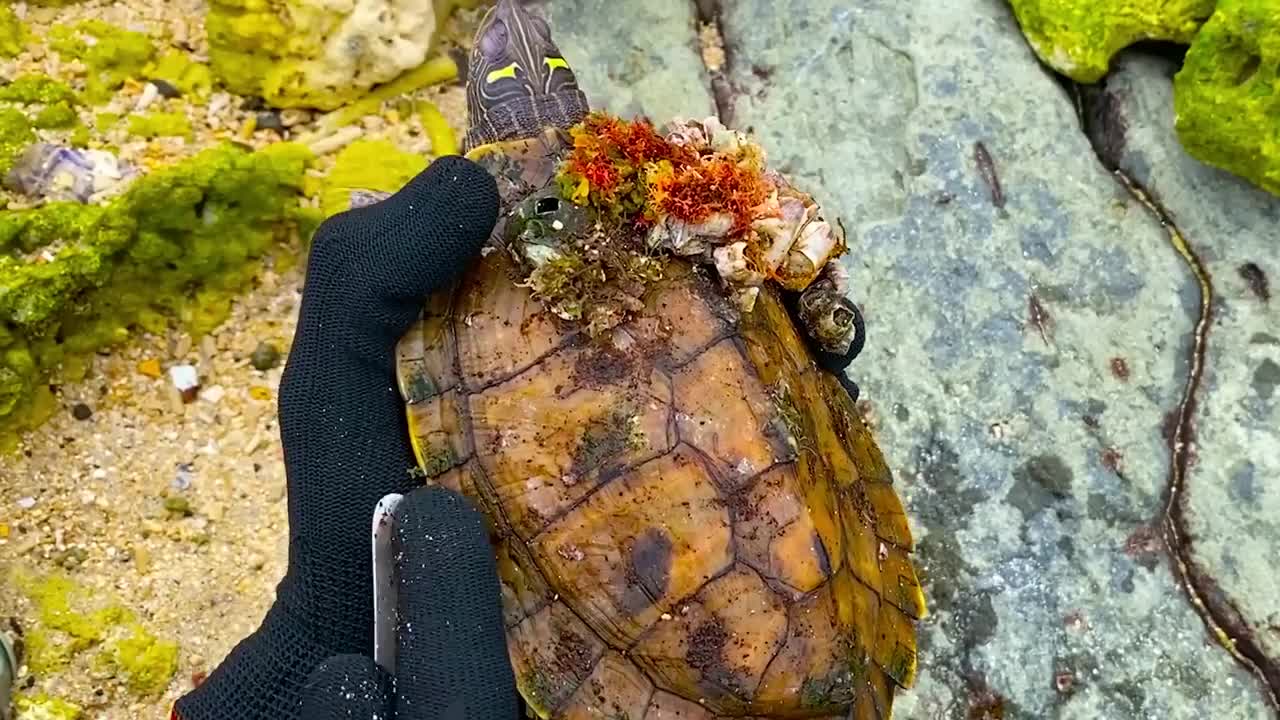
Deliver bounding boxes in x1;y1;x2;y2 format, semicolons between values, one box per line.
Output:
3;143;138;203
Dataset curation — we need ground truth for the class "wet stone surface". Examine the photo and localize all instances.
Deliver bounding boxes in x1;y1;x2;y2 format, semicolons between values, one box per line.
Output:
1098;49;1280;667
535;0;716;122
536;0;1280;717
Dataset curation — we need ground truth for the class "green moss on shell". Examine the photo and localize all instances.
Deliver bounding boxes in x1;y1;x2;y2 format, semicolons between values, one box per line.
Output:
1008;0;1215;82
1174;0;1280;197
0;141;316;441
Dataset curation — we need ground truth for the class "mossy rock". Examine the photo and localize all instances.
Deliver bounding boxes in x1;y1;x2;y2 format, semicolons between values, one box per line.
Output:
11;567;179;699
0;5;28;58
1174;0;1280;197
204;0;483;110
0;141;321;443
1008;0;1216;82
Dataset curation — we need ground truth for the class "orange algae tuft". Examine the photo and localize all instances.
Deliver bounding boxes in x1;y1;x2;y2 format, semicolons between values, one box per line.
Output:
557;112;769;234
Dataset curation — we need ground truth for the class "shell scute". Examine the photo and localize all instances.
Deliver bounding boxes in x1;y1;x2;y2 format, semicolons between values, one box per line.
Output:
530;447;734;649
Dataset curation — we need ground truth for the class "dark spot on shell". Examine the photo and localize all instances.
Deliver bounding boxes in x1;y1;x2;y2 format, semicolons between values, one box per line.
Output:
686;618;747;697
1238;262;1269;302
622;528;672;614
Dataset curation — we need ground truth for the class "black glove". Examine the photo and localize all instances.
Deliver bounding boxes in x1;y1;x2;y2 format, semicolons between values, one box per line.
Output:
297;485;514;720
171;156;517;720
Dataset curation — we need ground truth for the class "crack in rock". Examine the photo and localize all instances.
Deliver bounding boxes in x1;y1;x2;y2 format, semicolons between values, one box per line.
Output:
1072;80;1280;715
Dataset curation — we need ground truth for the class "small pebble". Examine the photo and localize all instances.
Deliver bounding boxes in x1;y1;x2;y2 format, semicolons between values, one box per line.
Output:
201;385;226;404
16;497;36;510
249;386;272;402
250;342;281;371
71;403;93;420
173;463;195;491
255;111;284;132
148;79;182;98
137;358;163;378
170;364;200;403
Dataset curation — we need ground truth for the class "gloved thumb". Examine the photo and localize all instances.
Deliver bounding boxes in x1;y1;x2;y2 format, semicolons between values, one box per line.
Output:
300;654;393;719
390;486;518;720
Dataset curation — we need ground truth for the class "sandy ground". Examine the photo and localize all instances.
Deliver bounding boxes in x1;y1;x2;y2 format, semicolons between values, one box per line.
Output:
0;1;475;717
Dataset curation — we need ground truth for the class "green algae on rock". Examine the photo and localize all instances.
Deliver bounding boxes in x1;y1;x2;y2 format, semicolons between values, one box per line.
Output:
0;108;35;176
126;111;193;140
144;51;215;101
1008;0;1215;82
1174;0;1280;197
0;141;316;441
319;138;427;217
0;5;24;58
13;692;84;720
11;567;178;699
48;20;156;105
205;0;481;110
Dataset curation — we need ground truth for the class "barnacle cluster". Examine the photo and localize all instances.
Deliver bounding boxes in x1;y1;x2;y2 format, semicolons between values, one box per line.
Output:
522;112;849;337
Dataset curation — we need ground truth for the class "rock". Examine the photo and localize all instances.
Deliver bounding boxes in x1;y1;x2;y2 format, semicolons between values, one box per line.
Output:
537;0;716;121
709;0;1274;715
1088;46;1280;678
254;111;284;133
1173;0;1280;197
1007;0;1214;82
70;403;92;421
204;0;480;111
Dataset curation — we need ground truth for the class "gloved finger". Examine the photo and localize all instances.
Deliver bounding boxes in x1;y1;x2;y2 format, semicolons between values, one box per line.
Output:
300;654;393;719
273;155;499;617
390;485;517;720
307;155;500;326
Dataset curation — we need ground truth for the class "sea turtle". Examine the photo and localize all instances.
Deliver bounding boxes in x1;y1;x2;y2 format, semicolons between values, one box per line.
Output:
382;1;927;718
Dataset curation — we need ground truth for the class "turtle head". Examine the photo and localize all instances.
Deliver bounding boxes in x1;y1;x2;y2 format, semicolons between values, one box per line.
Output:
463;0;590;152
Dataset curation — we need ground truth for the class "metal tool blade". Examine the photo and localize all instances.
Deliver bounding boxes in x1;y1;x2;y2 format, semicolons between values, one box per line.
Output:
372;492;405;675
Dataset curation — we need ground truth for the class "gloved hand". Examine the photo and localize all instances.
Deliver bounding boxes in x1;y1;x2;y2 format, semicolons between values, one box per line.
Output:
297;486;513;720
171;155;517;720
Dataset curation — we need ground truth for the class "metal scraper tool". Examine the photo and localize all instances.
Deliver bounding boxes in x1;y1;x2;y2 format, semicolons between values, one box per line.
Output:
372;492;406;675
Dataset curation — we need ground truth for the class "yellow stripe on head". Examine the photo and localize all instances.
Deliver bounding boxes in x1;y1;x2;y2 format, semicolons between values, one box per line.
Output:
486;63;518;83
544;56;570;72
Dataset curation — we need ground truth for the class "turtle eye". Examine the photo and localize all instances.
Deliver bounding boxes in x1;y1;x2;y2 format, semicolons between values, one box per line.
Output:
479;18;509;60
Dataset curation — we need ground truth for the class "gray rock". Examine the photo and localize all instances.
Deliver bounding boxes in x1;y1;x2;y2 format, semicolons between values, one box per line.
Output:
710;1;1274;718
1097;48;1280;676
534;0;716;121
516;0;1277;715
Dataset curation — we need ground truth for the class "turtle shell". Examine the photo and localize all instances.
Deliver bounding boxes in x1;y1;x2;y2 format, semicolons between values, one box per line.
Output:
394;130;925;720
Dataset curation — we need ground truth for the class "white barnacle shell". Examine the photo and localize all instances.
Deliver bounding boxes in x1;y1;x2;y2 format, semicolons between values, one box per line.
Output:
713;241;765;286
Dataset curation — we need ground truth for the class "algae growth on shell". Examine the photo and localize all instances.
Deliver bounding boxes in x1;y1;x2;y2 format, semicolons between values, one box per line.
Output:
354;111;862;355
